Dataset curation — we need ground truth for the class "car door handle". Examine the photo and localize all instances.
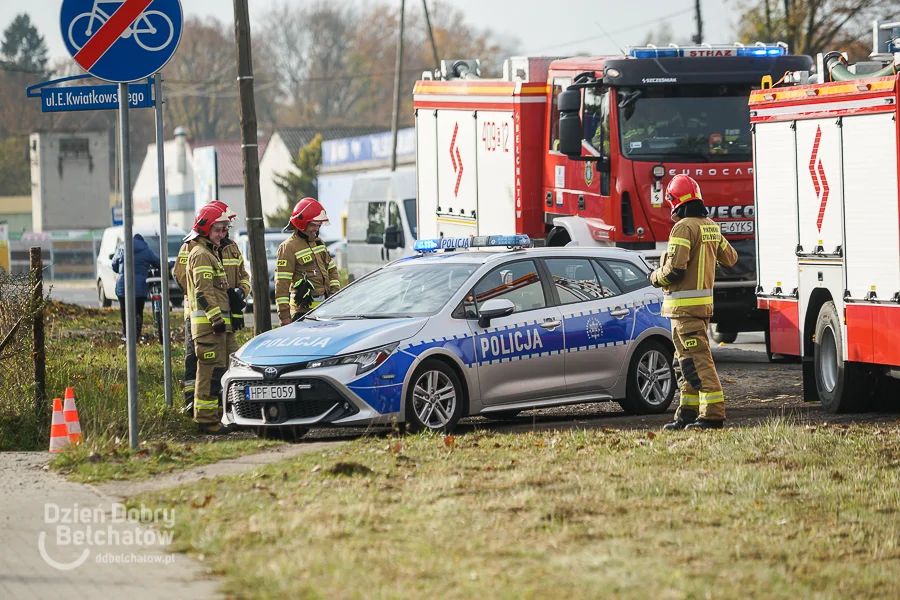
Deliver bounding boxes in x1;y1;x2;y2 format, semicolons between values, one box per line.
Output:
610;308;630;318
540;319;561;330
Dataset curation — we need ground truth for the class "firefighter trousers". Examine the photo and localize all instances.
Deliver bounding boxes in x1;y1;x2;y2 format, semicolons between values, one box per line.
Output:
192;332;237;425
671;317;725;421
183;317;196;408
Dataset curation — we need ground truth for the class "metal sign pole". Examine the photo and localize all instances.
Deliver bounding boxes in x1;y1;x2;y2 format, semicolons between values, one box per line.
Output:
120;81;140;449
154;75;174;409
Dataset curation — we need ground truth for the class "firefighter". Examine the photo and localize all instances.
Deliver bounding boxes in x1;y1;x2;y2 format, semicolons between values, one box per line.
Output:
174;201;248;414
649;174;738;430
274;197;340;326
184;203;237;434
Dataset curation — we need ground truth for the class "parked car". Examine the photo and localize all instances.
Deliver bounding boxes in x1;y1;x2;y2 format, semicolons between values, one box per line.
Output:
235;229;288;309
345;169;417;281
96;225;187;308
222;236;674;440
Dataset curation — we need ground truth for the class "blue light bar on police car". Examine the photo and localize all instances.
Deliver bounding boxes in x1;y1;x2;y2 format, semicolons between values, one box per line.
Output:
413;235;532;253
628;44;786;59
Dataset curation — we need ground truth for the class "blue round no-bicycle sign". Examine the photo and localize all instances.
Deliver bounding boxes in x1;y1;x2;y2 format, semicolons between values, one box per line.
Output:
60;0;183;83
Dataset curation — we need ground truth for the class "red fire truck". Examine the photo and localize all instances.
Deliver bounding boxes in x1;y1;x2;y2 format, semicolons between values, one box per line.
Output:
750;20;900;412
414;47;812;342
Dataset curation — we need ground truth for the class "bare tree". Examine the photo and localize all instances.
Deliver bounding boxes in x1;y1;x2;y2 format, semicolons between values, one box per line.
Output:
734;0;894;58
259;0;519;128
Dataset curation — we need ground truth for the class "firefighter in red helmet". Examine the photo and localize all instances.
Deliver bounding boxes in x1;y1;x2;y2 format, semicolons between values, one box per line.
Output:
174;200;249;415
649;174;738;430
274;197;341;326
183;203;237;434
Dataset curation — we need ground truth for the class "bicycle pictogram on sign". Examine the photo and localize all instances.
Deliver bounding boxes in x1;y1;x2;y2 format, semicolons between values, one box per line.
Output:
60;0;183;83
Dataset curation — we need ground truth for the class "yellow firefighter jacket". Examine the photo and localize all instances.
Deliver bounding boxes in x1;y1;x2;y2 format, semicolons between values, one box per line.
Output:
187;237;232;339
176;238;250;314
174;240;197;314
650;216;738;318
274;231;340;322
219;238;251;297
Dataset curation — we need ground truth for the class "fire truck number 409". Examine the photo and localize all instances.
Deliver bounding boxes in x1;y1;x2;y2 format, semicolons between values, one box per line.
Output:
482;121;510;153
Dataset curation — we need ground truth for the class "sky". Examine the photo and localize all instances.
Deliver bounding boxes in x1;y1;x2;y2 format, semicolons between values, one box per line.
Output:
1;0;743;65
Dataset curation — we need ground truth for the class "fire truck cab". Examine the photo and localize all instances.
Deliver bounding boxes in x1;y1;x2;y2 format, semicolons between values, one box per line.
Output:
415;47;812;341
750;20;900;412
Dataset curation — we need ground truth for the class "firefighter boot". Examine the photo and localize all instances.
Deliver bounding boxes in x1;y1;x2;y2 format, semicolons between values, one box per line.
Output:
685;418;725;430
198;422;235;435
662;407;698;431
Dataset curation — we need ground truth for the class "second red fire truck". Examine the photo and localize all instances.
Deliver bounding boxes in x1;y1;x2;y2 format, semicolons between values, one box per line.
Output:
414;45;812;342
750;20;900;412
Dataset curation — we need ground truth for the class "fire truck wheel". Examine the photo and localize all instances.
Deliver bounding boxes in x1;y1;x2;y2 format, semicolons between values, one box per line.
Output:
709;323;737;345
621;340;676;415
814;301;866;413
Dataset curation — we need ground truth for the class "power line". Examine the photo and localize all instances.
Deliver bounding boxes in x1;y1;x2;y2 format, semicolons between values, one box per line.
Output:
530;6;696;53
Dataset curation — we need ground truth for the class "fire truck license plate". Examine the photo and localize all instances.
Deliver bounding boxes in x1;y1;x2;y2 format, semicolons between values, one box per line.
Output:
246;385;296;401
718;220;754;234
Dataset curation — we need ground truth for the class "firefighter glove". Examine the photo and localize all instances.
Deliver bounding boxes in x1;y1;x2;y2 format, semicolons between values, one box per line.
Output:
212;320;226;335
228;287;246;313
292;277;315;309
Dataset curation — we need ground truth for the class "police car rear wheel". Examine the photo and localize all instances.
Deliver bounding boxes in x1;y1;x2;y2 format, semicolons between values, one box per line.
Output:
406;360;464;433
621;340;675;415
255;425;309;442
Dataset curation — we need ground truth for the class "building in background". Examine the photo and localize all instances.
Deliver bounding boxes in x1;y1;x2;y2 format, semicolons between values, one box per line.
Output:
258;127;387;235
318;128;416;242
131;126;267;230
29;130;110;232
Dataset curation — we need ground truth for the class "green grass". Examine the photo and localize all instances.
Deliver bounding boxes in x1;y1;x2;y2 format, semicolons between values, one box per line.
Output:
0;301;255;450
138;421;900;599
50;437;281;483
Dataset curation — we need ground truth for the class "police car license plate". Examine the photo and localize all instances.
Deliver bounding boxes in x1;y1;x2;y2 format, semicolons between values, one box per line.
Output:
718;220;754;234
245;385;296;401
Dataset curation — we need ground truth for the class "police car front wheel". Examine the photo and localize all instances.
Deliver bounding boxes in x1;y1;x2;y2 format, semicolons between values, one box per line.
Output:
406;360;464;433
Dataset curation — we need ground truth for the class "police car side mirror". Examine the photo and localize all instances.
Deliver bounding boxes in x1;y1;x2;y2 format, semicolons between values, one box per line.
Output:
384;225;403;250
558;89;583;156
478;298;515;328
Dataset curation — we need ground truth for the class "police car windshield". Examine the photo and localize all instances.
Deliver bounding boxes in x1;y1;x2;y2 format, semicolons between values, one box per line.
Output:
312;263;478;318
613;84;753;163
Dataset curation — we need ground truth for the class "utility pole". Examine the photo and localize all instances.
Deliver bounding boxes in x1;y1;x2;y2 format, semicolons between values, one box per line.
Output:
693;0;703;44
233;0;272;333
422;0;440;73
389;0;406;172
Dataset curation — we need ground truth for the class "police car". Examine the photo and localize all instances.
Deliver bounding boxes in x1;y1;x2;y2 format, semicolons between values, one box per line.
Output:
222;235;675;439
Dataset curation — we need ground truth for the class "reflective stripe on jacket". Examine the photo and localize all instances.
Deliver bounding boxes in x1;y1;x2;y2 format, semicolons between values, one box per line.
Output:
274;231;340;322
651;217;738;318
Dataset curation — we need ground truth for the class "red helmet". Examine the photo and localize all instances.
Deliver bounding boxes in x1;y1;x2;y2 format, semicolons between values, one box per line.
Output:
284;197;329;232
666;174;703;215
209;200;237;221
185;203;230;241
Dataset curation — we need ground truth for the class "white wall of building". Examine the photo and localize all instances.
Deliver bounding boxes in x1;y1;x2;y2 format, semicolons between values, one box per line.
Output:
30;131;110;232
258;133;296;224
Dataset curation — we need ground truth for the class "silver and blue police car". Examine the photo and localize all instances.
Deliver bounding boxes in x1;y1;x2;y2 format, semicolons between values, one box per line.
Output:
222;235;675;439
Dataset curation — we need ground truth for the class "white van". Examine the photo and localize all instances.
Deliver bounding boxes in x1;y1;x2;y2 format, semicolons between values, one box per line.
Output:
345;169;417;281
96;225;188;307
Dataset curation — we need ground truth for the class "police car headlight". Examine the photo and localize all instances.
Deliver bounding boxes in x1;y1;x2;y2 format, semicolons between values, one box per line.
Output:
230;354;251;370
307;343;399;375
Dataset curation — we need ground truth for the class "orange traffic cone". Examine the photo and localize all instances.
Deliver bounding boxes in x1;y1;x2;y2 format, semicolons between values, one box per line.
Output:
49;398;70;453
63;387;82;444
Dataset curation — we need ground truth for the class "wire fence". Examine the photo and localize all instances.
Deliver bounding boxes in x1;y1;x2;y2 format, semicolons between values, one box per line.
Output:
0;265;46;448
